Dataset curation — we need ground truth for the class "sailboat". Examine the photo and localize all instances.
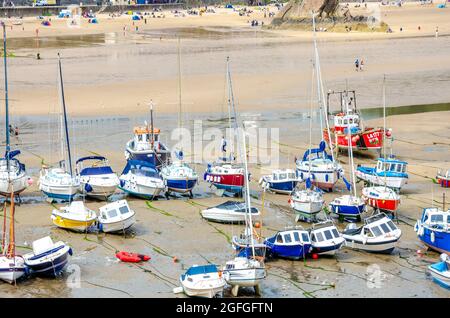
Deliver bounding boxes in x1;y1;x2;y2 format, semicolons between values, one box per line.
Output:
223;58;266;297
0;190;28;283
329;92;366;221
39;54;80;201
160;39;198;197
295;14;343;192
362;76;400;214
204;59;245;196
0;23;30;197
124;101;171;168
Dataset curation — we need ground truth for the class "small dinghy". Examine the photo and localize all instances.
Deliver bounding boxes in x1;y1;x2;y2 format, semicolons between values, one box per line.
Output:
98;200;136;233
264;227;311;260
342;213;401;254
362;186;400;213
429;253;450;289
51;201;97;232
356;156;408;191
436;169;450;188
116;251;150;263
160;160;198;197
76;156;119;200
201;201;260;223
178;264;226;298
0;256;27;284
289;188;324;222
118;160;165;199
259;169;298;194
415;207;450;255
309;220;345;255
23;236;72;277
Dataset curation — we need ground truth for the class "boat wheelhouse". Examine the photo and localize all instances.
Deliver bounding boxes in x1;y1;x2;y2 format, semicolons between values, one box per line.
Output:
259;169;298;194
125;126;171;168
356;157;408;190
415;207;450;255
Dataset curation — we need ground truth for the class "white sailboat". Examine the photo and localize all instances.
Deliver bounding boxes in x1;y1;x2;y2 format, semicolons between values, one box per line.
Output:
39;54;80;201
223;58;266;297
0;23;30;197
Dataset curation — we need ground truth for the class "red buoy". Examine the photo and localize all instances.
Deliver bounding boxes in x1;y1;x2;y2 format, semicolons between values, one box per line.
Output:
312;253;319;260
116;251;151;263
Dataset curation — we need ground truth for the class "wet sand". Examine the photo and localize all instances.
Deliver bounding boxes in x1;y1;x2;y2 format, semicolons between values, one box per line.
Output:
0;2;449;298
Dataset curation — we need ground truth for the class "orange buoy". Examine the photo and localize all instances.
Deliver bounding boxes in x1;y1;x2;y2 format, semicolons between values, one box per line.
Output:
173;256;178;263
254;221;261;229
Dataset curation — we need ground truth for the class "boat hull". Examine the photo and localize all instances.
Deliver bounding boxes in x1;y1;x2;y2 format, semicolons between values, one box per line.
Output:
0;256;27;284
266;180;297;194
224;267;265;287
296;169;338;190
119;184;163;200
324;128;384;151
80;177;118;199
0;174;28;196
266;243;310;260
25;248;70;277
165;178;197;193
417;226;450;255
356;169;407;190
330;203;365;217
99;215;136;233
311;241;344;255
51;214;96;232
205;173;244;194
429;262;450;289
343;237;398;254
365;197;399;213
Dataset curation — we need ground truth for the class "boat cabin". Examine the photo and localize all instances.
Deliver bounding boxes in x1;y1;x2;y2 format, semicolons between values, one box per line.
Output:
361;214;399;238
420;207;450;227
375;157;407;174
99;200;133;222
333;112;361;134
132;126;161;151
310;222;341;244
271;169;296;181
274;229;311;246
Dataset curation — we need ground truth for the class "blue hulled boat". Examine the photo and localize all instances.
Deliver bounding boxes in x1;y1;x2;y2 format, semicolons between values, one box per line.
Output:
415;207;450;255
259;169;298;194
264;228;312;260
23;236;72;277
160;151;197;197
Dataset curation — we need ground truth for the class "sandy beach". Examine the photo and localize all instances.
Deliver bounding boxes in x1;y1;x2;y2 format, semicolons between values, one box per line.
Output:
0;2;448;298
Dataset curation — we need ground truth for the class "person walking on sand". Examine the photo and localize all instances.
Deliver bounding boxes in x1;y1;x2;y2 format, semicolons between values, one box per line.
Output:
435;26;439;38
355;58;359;72
359;59;364;71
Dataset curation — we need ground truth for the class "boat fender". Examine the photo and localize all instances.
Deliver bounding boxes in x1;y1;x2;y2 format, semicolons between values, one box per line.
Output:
120;179;125;187
300;172;304;180
98;222;103;232
414;221;419;233
431;231;435;243
325;174;329;182
84;183;93;193
203;172;208;181
68;247;73;256
362;238;367;245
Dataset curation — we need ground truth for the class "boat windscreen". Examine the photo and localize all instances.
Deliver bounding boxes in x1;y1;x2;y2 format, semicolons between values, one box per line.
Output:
186;264;218;276
119;205;130;214
108;209;118;218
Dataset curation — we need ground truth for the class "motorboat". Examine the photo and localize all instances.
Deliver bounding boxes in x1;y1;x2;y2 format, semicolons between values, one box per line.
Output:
223;257;265;296
289;188;324;222
342;213;401;254
259;169;298;194
415;207;450;255
201;201;260;223
428;253;450;289
51;201;97;232
76;156;119;199
98;200;136;233
160;160;197;196
309;220;345;255
178;264;226;298
23;236;72;277
264;227;312;260
118;160;165;199
356;156;408;190
362;186;400;213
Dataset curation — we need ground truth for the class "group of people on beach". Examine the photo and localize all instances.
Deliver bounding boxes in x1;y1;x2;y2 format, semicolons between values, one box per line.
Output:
354;58;364;71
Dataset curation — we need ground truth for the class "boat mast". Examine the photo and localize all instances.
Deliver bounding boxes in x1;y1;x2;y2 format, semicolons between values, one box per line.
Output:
226;57;235;162
344;93;357;196
150;100;154;148
2;23;10;172
312;13;335;163
228;58;256;259
177;37;182;130
382;75;387;190
57;53;73;177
